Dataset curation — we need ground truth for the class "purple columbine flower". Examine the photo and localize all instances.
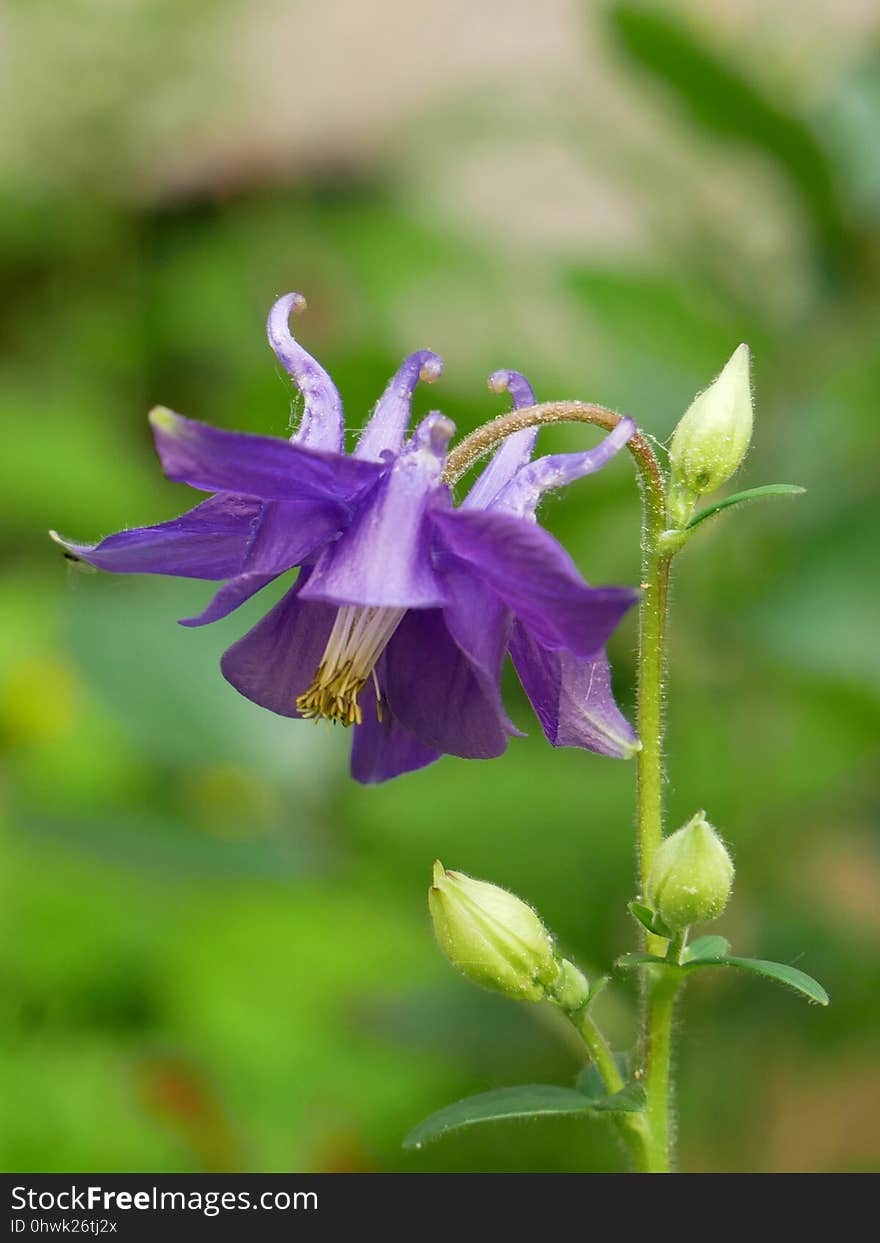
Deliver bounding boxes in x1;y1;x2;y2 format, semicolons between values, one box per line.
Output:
52;294;638;783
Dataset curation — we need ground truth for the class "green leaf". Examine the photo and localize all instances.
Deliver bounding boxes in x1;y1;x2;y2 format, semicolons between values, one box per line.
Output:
686;485;806;532
685;934;731;962
682;956;830;1005
615;945;829;1005
575;1063;646;1116
403;1085;614;1150
628;901;671;938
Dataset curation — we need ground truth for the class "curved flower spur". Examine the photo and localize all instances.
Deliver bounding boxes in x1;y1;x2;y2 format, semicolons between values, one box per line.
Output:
52;295;639;782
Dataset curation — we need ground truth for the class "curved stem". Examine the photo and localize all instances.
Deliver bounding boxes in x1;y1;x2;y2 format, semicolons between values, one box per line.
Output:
443;401;665;502
569;1006;625;1095
447;400;668;896
568;1005;650;1168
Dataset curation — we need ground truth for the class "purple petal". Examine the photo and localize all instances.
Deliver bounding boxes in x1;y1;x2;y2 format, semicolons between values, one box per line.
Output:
50;495;262;579
267;293;345;453
464;370;539;510
355;350;443;462
179;572;278;627
301;413;454;609
495;419;636;518
179;498;349;626
220;577;337;717
148;407;381;503
380;608;515;759
430;506;638;658
439;562;512;685
350;679;441;784
240;498;350;571
509;622;639;759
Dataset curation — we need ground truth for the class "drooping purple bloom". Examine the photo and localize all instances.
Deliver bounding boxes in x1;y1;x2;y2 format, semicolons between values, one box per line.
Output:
52;294;639;783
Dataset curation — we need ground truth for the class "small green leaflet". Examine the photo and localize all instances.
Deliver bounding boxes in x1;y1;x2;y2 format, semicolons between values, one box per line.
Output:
615;947;828;1005
628;900;671;938
685;934;731;961
577;1063;645;1117
685;956;829;1005
403;1080;646;1150
686;484;805;532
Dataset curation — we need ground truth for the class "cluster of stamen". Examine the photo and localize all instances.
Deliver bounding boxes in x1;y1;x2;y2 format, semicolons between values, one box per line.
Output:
296;605;405;726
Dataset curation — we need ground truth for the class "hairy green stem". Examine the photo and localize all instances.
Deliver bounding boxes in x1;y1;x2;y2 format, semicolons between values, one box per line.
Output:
448;402;677;1174
569;1005;625;1093
637;549;671;913
568;1005;649;1166
666;930;688;966
632;439;682;1172
641;969;680;1171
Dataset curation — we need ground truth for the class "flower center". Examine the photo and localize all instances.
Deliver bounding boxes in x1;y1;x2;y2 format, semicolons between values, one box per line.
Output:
296;605;406;726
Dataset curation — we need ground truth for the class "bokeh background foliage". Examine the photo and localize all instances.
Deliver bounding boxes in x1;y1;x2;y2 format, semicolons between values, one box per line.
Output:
1;0;878;1173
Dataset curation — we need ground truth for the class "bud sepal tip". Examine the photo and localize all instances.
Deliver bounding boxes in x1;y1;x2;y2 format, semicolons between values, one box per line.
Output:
646;812;735;933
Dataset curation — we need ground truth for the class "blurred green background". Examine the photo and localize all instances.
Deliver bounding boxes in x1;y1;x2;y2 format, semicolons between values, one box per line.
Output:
1;0;878;1173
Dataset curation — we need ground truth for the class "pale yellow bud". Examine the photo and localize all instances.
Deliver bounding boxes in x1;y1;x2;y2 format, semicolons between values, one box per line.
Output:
428;862;560;1002
668;344;754;526
647;812;734;932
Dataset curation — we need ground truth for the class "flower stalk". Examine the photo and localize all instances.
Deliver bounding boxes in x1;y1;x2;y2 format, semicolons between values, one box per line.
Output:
448;399;678;1174
635;489;676;1172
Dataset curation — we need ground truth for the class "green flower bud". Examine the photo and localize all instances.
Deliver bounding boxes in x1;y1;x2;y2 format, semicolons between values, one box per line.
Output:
646;812;734;932
550;958;591;1012
428;861;560;1002
668;344;753;527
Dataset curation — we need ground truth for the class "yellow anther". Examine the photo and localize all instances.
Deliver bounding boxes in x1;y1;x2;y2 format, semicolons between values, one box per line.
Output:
295;603;405;726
